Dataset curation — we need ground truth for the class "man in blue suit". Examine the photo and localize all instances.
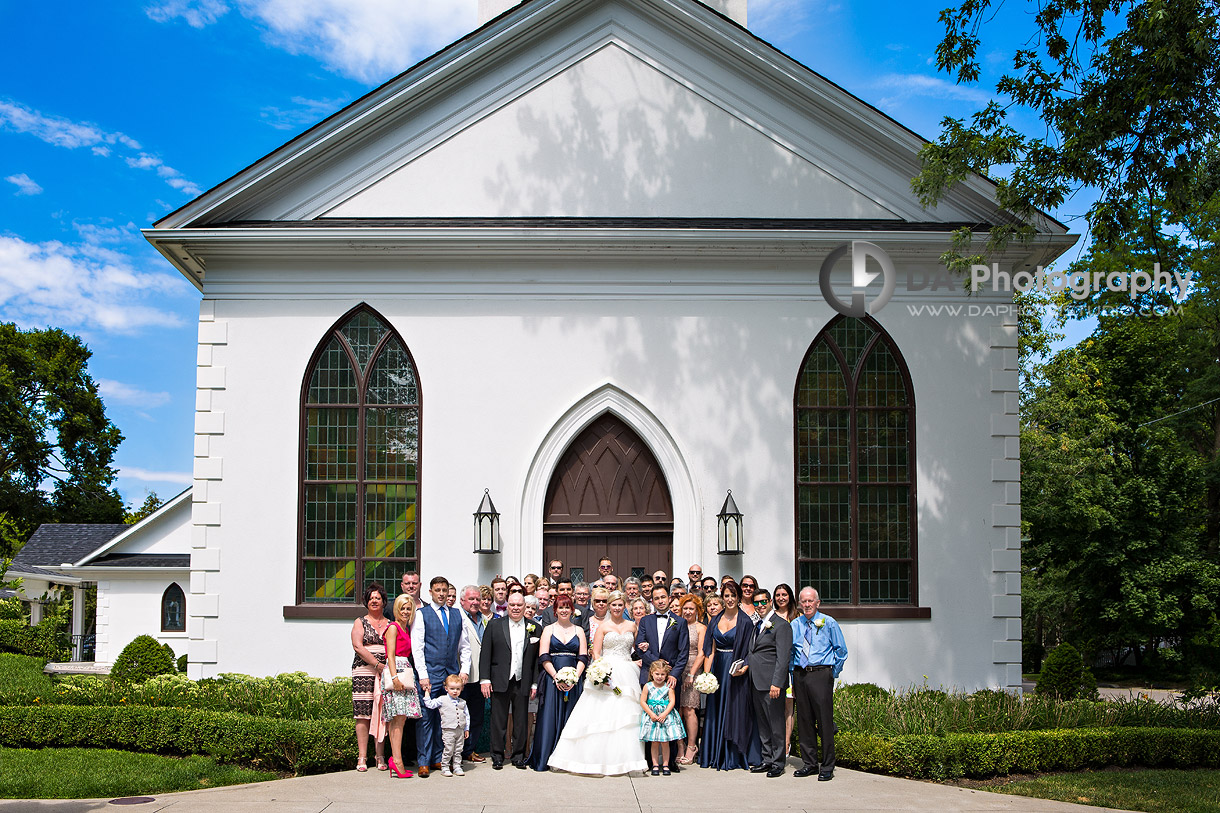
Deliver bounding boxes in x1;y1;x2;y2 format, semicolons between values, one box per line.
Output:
634;583;689;772
411;576;471;777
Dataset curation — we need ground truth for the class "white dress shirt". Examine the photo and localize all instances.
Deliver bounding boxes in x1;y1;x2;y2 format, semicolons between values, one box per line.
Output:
411;602;472;683
509;617;526;680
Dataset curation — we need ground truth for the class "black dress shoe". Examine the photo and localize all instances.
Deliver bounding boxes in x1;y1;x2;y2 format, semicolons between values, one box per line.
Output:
492;759;504;770
767;766;785;778
513;760;527;769
793;766;818;777
818;770;834;781
670;763;680;773
750;764;770;773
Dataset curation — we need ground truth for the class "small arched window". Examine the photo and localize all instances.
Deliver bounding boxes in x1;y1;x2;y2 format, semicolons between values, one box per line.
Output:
298;305;420;604
162;583;186;631
795;315;917;608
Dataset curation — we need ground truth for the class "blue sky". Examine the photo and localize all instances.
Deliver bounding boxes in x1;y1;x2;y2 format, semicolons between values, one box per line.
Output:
0;0;1094;508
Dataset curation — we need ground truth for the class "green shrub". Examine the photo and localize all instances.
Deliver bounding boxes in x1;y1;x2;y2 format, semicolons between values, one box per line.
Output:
176;654;187;673
0;599;23;621
0;619;68;661
837;726;1220;780
0;704;350;774
0;654;55;705
111;635;175;684
837;682;890;701
1037;642;1096;700
161;643;175;667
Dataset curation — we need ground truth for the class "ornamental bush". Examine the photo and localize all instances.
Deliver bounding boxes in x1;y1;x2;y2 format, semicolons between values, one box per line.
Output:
111;635;175;684
837;682;890;701
1037;642;1097;700
0;619;69;660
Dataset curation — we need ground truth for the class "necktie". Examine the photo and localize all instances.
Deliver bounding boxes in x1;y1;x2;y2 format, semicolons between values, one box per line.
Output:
804;618;814;646
440;607;449;637
755;618;762;636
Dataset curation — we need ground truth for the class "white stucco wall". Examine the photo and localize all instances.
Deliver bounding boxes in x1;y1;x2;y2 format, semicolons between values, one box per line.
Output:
186;252;1021;691
94;576;189;664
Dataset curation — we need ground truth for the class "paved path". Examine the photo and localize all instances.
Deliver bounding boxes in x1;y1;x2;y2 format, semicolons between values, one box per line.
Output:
0;758;1129;813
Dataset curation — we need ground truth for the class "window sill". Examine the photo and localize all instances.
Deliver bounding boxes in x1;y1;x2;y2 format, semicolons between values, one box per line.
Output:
283;604;364;620
821;606;931;620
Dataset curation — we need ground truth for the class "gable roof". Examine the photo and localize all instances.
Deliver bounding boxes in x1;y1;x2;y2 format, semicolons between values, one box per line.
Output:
145;0;1075;286
13;524;129;570
74;488;192;567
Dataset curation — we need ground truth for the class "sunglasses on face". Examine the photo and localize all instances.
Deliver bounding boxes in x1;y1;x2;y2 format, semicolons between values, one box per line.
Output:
689;570;701;575
593;599;608;604
756;598;770;605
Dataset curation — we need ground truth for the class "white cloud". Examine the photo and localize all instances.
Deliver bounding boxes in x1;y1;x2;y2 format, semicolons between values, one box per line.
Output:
0;100;199;196
119;466;194;485
0;235;188;333
5;173;42;195
240;0;475;83
145;0;230;28
873;73;996;108
260;95;349;130
750;0;816;41
98;379;172;408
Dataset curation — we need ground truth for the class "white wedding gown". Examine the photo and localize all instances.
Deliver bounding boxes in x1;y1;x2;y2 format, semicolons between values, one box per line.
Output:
547;630;648;775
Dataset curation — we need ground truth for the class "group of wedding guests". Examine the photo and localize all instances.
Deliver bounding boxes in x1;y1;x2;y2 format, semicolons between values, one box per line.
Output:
350;558;848;780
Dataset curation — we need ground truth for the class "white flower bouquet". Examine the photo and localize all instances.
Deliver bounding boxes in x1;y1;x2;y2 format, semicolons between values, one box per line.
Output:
693;672;720;694
554;666;579;691
586;658;621;695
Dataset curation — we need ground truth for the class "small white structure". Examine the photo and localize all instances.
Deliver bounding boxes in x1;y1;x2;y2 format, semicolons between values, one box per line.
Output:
133;0;1073;688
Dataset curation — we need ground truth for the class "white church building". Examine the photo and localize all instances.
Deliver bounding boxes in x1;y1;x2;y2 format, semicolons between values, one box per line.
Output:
53;0;1076;688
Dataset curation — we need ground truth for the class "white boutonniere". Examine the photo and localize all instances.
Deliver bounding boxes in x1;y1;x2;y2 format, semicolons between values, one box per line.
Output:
814;618;826;631
763;620;774;631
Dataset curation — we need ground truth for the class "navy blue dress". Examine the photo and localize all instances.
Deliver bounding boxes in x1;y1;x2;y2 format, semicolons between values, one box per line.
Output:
528;631;585;771
699;615;761;770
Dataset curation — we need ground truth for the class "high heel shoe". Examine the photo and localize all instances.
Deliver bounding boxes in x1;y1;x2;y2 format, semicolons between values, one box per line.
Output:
356;757;368;772
376;756;388;771
388;757;413;779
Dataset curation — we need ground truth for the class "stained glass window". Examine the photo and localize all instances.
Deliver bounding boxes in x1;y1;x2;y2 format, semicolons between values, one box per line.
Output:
300;307;419;604
795;316;915;605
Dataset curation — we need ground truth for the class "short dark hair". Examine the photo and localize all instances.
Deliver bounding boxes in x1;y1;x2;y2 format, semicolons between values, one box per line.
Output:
556;577;573;590
599;556;613;565
363;582;388;607
754;587;771;601
651;583;669;597
429;576;449;589
491;577;507;588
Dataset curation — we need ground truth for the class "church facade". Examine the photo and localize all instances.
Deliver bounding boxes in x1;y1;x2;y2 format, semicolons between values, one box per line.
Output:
132;0;1074;689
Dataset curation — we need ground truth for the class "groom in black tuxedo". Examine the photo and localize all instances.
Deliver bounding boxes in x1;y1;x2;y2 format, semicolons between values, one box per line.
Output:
634;583;689;772
479;593;540;769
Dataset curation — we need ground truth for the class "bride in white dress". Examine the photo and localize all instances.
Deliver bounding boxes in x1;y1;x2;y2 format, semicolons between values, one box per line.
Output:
548;591;648;775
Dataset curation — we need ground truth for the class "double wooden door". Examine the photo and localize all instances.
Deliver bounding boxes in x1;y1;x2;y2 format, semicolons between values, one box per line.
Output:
542;414;673;584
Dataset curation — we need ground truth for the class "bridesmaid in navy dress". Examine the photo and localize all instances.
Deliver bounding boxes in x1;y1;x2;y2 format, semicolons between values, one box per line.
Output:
700;579;761;770
528;594;588;770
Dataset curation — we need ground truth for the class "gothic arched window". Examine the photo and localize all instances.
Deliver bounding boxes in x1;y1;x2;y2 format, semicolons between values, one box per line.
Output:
161;583;185;631
795;316;918;610
298;306;420;605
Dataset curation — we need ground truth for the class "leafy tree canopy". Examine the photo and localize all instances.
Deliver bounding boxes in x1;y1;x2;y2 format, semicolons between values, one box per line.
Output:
914;0;1220;268
0;323;124;555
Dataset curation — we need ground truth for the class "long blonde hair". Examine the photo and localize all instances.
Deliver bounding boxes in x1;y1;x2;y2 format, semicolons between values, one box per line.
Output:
393;594;416;629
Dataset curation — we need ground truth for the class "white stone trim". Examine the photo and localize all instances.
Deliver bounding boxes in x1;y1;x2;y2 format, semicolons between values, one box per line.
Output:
988;314;1022;691
518;383;699;579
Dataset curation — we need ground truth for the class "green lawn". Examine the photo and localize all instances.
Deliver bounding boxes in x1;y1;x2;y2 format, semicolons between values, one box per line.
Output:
993;769;1220;813
0;747;279;799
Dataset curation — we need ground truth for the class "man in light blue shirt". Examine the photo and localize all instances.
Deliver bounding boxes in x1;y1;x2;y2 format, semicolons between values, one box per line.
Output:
789;587;847;781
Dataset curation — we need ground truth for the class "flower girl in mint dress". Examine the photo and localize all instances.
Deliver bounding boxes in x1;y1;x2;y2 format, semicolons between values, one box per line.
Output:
639;659;685;775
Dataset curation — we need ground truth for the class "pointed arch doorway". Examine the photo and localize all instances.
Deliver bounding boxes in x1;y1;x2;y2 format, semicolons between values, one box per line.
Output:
543;414;673;585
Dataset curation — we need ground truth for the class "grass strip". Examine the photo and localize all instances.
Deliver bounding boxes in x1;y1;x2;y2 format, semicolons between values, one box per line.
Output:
993;768;1220;813
0;746;277;799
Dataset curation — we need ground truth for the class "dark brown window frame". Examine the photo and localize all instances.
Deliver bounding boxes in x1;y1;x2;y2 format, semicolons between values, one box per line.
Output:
794;315;929;620
161;582;186;632
285;303;422;619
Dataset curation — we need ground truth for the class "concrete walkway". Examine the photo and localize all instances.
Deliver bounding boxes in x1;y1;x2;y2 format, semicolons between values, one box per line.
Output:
0;758;1129;813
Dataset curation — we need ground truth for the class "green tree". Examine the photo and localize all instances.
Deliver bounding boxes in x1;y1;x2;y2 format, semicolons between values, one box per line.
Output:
0;324;124;555
124;492;163;525
914;0;1220;268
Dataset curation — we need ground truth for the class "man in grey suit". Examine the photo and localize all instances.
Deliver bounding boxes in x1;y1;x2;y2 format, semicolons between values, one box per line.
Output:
743;588;793;777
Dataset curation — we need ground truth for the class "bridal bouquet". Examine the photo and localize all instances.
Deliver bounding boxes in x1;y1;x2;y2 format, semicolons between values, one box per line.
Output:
586;658;621;695
693;673;720;694
554;666;580;700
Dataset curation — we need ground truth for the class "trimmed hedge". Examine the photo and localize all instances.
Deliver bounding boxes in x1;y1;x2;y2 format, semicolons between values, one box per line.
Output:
0;619;67;661
838;726;1220;780
0;705;351;775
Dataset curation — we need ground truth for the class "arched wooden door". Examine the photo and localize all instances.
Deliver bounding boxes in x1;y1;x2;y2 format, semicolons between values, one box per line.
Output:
543;414;673;584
